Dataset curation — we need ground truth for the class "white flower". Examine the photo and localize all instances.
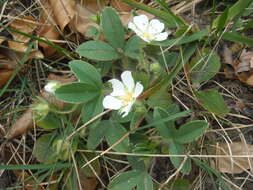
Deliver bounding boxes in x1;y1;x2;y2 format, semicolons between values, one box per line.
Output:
103;71;144;117
44;81;61;94
128;15;170;43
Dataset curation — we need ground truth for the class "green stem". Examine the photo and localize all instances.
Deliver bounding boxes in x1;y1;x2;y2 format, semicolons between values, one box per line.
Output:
50;104;79;114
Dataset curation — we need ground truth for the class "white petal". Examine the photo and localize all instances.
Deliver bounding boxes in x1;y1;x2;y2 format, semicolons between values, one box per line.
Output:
120;101;134;117
153;32;169;41
121;71;135;92
109;79;125;96
103;96;123;110
148;19;165;34
133;82;144;98
128;22;142;35
133;15;149;30
44;81;59;94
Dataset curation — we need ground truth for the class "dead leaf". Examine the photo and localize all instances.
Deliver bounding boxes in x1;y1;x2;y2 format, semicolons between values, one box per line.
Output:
212;142;253;174
7;15;44;59
68;3;98;34
9;15;37;52
111;0;132;12
0;56;16;87
38;0;61;57
48;0;75;31
236;49;253;73
6;108;34;140
78;169;98;190
223;45;234;65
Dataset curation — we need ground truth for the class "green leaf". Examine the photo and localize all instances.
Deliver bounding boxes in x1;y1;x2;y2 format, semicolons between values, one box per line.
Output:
216;8;229;32
36;112;61;130
127;156;145;171
213;0;252;28
195;90;229;115
175;120;208;144
105;121;130;152
169;141;191;174
101;7;125;49
170;179;190;190
147;86;172;109
81;94;103;124
55;82;99;104
137;172;153;190
123;0;186;28
153;29;208;47
124;36;143;59
69;60;102;88
33;134;58;163
77;152;101;177
76;41;120;61
153;107;177;140
158;52;178;69
222;32;253;47
87;120;110;150
108;170;140;190
0;163;71;170
189;49;221;85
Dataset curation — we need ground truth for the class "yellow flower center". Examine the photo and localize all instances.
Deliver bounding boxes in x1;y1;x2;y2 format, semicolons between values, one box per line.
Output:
121;91;133;105
143;32;152;39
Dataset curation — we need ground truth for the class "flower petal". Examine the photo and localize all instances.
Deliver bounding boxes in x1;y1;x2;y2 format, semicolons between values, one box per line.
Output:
133;82;144;98
128;22;142;36
121;71;135;92
153;31;169;41
109;79;125;96
133;15;149;30
120;101;134;117
148;19;165;34
103;96;123;110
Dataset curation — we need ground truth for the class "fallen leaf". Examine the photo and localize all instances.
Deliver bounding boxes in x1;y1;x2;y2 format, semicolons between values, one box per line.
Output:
79;169;98;190
38;0;61;57
212;142;253;174
223;45;234;65
7;15;44;59
6;108;34;140
48;0;75;31
68;3;98;35
236;49;253;73
111;0;132;12
0;56;16;87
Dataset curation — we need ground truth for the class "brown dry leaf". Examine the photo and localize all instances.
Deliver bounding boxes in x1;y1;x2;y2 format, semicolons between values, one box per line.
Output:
236;49;253;73
213;142;253;174
48;0;75;31
6;108;34;140
68;0;109;35
7;15;44;59
38;0;61;57
0;56;16;87
111;0;132;12
0;36;6;44
68;3;98;34
79;170;98;190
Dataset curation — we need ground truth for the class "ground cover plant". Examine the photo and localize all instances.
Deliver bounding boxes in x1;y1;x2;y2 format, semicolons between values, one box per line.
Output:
1;0;253;189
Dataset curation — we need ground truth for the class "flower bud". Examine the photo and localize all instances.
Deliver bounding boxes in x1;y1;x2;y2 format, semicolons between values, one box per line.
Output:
44;81;61;94
150;62;162;74
32;101;49;120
